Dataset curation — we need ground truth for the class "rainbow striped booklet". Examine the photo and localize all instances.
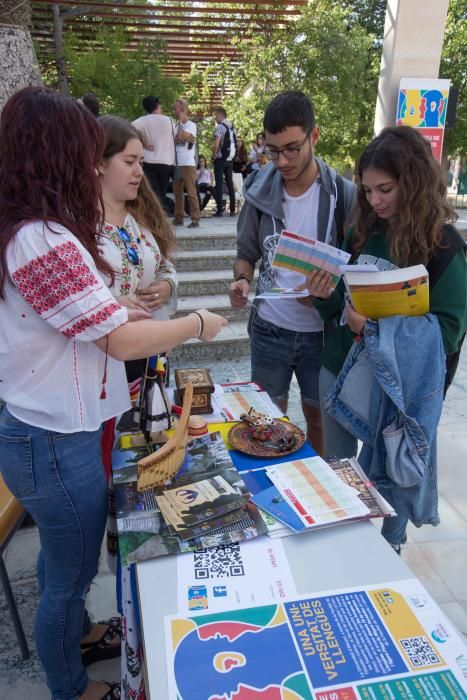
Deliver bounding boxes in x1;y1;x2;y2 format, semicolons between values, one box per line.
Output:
272;229;351;284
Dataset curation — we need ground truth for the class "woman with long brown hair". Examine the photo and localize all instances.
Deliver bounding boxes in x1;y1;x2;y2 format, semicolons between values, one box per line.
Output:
0;87;226;700
96;115;178;697
98;115;177;323
304;125;466;552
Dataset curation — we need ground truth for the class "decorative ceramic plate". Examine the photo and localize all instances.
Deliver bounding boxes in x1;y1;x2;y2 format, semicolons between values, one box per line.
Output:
228;419;305;458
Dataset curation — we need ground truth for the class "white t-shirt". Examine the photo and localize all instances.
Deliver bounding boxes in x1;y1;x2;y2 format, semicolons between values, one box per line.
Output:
132;114;175;166
258;181;323;332
175;120;197;167
0;221;131;432
99;213;178;321
196;168;212;185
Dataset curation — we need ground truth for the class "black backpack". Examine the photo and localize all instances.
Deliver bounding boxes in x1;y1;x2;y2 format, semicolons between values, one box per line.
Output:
426;224;466;396
220;122;237;161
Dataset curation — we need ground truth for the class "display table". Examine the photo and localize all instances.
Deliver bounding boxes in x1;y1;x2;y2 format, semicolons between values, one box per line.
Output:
137;520;411;699
134;418;412;699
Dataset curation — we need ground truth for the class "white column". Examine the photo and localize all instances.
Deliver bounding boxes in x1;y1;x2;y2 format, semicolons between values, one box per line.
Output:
374;0;449;134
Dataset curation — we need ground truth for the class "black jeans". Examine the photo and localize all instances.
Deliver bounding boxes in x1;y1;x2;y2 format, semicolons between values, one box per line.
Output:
198;182;213;210
214;158;235;214
143;163;173;211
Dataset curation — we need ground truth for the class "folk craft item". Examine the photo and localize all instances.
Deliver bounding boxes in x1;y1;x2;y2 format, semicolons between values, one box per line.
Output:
174;368;214;415
228;415;305;458
137;383;193;492
187;415;208;437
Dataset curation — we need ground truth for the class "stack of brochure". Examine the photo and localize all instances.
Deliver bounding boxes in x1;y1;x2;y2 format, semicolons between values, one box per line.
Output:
251;456;394;535
112;432;268;564
156;475;247;541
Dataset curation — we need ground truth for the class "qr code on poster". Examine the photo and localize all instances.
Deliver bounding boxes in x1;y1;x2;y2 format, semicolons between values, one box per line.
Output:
400;636;441;667
193;544;245;580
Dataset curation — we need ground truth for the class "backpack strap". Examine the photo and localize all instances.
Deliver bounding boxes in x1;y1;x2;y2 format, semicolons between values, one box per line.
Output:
427;223;466;396
333;173;346;248
427;223;466;288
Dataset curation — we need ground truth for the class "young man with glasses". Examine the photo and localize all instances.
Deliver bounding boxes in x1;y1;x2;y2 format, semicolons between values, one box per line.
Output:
229;91;355;453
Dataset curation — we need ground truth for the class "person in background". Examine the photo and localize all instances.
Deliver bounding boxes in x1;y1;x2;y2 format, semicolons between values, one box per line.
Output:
82;92;100;117
247;132;266;172
173;98;200;229
304;125;466;553
233;137;249;178
229;91;355;455
0;86;226;700
211;107;237;218
132;96;175;213
196;155;214;213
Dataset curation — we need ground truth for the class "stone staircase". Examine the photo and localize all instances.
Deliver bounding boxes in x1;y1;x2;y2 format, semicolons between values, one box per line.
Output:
171;217;254;363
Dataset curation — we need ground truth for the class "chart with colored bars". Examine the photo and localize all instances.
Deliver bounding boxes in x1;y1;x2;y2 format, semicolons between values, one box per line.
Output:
266;457;370;527
272;229;351;284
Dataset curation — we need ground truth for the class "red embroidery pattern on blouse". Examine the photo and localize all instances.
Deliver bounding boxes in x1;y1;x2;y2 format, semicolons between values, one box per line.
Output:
63;302;122;339
12;241;98;315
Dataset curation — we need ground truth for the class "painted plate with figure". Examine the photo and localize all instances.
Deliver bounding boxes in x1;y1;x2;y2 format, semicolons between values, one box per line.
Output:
228;420;305;458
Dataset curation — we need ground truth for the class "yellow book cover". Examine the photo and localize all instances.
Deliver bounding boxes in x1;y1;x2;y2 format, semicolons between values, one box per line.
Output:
344;264;429;319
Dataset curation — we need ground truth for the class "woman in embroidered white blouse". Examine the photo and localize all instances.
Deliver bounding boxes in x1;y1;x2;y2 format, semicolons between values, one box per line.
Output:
0;87;226;700
97;116;177;323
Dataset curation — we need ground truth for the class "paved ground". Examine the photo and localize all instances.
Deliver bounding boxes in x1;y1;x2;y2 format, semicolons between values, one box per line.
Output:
1;208;466;698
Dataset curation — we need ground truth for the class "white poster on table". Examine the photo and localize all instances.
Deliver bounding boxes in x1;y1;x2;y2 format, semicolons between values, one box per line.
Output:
176;536;297;616
167;577;467;700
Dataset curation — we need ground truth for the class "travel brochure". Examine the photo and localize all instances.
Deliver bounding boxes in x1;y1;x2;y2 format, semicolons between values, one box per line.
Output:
272;229;351;284
112;432;268;564
251;456;395;535
165;576;467;699
212;384;283;422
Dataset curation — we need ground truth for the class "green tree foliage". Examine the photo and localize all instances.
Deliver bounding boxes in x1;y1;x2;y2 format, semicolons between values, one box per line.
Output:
64;26;184;120
441;0;466;155
188;2;377;170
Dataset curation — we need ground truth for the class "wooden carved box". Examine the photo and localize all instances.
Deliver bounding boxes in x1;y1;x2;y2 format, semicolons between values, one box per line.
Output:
174;368;214;415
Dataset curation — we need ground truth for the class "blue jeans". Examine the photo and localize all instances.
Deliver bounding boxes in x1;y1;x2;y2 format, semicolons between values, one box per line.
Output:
319;368;408;548
251;315;322;407
0;406;107;699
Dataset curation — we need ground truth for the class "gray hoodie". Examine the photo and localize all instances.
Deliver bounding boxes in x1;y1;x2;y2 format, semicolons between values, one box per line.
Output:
236;157;356;331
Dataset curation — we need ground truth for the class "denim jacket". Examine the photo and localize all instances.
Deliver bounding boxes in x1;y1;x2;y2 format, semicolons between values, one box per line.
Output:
324;314;445;527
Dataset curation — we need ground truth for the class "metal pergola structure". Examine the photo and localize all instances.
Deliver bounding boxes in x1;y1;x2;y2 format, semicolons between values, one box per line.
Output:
30;0;306;112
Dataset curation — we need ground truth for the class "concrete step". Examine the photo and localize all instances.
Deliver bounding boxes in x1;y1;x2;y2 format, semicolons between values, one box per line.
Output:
175;293;250;321
171;321;250;363
176;230;237;250
173;214;236;254
177;269;257;297
175;249;236;272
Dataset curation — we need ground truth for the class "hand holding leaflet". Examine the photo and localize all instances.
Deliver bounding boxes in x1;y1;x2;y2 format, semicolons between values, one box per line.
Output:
272;229;351;284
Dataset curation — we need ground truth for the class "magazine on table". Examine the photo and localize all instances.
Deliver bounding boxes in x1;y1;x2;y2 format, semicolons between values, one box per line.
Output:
112;431;268;564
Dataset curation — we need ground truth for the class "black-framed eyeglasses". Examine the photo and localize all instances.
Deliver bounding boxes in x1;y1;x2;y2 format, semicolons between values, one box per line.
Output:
116;227;140;265
265;130;312;161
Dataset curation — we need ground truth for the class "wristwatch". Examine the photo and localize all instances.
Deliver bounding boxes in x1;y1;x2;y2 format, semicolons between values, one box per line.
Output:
234;273;251;284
